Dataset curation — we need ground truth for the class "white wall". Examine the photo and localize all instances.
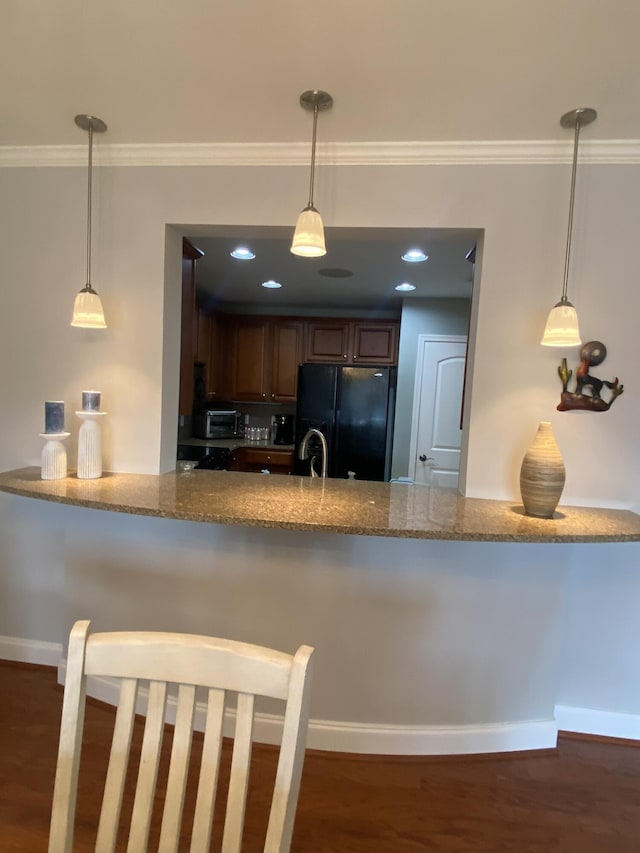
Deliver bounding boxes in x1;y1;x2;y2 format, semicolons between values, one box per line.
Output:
0;159;637;508
0;156;639;743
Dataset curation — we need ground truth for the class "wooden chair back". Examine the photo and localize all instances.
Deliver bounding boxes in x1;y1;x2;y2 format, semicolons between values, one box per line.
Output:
48;620;314;852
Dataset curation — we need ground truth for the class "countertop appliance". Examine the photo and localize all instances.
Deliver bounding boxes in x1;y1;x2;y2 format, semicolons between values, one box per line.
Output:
294;364;396;481
274;414;295;445
193;408;242;440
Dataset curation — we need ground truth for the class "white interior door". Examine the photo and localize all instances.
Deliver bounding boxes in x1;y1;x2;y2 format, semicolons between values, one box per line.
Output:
410;336;466;487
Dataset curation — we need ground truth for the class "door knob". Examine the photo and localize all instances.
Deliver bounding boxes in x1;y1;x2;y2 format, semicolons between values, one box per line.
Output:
419;454;434;462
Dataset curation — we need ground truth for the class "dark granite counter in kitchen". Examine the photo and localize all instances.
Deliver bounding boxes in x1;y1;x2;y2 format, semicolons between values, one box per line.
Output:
0;467;638;543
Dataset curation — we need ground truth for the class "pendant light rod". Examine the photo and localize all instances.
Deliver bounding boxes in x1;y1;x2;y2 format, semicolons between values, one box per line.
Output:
558;107;596;305
300;90;332;210
86;120;94;288
74;115;107;293
307;103;319;208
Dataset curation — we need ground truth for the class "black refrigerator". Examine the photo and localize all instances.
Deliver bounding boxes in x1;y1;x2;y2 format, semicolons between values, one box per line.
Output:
294;364;396;481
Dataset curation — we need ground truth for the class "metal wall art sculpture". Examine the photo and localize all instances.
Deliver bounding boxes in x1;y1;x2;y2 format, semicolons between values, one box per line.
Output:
557;341;624;412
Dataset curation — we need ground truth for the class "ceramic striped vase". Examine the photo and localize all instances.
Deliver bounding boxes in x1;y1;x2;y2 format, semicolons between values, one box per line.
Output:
520;421;566;518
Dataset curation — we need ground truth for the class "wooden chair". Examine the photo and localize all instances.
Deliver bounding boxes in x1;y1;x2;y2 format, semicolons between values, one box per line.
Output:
48;620;314;852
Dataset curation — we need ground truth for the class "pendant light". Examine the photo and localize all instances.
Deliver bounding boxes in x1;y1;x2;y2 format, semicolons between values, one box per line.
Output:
290;90;333;258
71;114;107;328
540;107;596;347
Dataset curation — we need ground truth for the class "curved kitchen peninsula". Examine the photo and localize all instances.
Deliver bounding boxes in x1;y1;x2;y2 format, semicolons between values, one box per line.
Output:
1;468;639;756
0;468;637;542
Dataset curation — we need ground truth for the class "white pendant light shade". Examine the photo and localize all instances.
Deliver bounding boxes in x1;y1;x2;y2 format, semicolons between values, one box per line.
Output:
291;206;326;257
540;300;581;347
71;287;107;328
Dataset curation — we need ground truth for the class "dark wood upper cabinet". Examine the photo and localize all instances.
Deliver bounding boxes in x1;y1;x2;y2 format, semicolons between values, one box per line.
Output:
271;320;303;401
179;239;204;416
351;322;399;365
231;318;271;401
207;311;228;400
229;317;303;402
305;319;399;366
179;295;399;412
304;321;351;363
195;308;211;366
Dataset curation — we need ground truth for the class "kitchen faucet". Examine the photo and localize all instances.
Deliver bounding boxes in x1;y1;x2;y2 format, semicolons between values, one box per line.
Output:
298;428;328;478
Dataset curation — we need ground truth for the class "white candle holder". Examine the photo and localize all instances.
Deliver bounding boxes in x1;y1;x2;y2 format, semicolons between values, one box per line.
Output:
76;411;107;479
39;432;71;480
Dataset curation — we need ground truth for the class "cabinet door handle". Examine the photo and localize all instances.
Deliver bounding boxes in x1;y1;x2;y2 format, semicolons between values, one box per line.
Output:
262;393;266;398
353;355;357;359
343;354;347;359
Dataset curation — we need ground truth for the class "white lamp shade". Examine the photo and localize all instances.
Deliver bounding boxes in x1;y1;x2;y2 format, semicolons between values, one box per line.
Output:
290;207;326;257
71;289;107;329
540;302;581;347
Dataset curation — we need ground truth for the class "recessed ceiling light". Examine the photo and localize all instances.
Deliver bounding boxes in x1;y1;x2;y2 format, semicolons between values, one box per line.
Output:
401;249;428;263
261;280;282;289
395;283;416;292
229;246;256;260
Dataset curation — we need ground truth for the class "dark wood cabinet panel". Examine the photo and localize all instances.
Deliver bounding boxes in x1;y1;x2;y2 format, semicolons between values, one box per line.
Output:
352;322;399;365
305;319;399;366
207;312;228;400
179;303;399;413
231;446;294;474
271;320;303;401
179;239;204;416
232;319;270;400
228;317;303;402
304;321;350;362
195;309;211;366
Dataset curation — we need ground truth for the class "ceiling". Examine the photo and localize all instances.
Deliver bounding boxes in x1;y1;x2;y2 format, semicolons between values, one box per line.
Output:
4;2;636;313
3;1;640;147
185;226;478;312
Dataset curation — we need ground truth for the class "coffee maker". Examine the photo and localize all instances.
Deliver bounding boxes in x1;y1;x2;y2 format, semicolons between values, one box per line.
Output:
274;414;294;445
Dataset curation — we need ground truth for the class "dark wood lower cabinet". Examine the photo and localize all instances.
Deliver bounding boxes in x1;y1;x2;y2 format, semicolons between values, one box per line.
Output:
231;446;294;474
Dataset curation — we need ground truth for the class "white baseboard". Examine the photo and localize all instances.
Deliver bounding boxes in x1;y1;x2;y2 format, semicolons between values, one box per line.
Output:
555;705;640;742
76;670;558;755
6;643;637;753
306;718;559;755
0;635;62;667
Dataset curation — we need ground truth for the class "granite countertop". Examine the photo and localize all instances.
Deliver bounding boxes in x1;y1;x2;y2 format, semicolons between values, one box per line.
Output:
0;467;638;543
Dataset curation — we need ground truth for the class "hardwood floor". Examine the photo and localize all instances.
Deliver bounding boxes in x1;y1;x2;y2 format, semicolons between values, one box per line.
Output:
0;660;638;852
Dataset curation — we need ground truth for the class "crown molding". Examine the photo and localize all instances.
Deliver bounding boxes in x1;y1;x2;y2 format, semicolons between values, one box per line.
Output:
0;139;638;168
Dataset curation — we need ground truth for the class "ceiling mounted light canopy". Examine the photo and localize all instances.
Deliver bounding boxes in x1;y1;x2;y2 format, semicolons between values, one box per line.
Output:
71;114;107;328
540;107;596;347
290;90;333;258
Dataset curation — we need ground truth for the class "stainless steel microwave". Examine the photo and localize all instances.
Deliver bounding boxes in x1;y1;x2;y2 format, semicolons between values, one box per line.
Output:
194;409;242;440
